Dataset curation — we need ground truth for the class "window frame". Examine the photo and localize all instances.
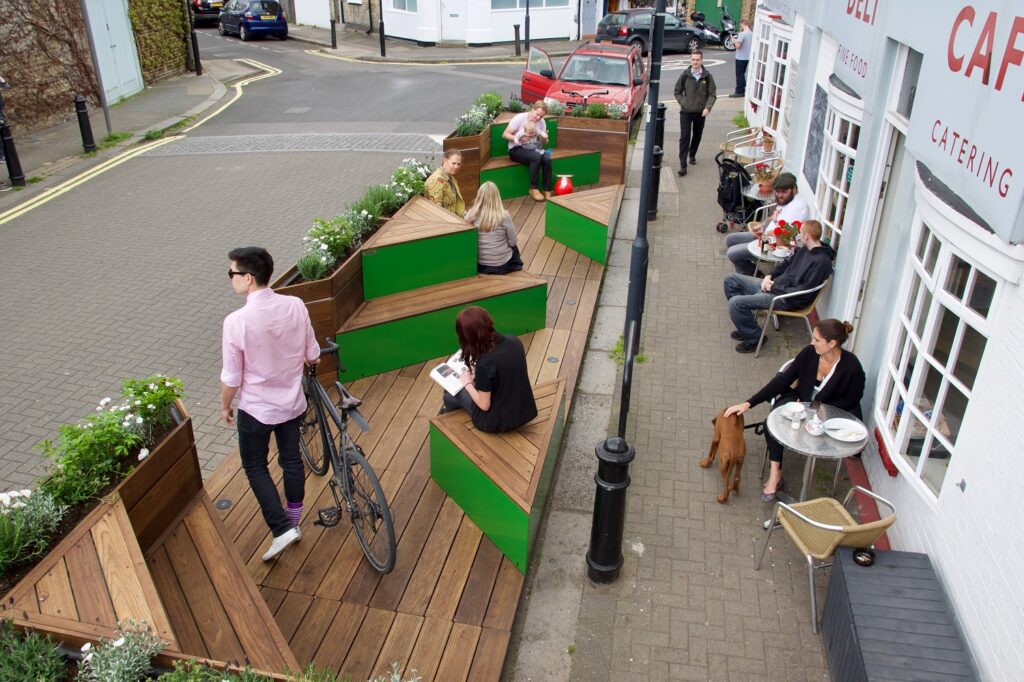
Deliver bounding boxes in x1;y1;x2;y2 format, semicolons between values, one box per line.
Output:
763;34;790;136
814;85;863;251
749;14;773;109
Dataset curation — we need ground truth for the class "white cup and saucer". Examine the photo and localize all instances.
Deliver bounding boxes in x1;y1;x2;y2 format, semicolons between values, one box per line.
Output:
782;402;805;421
773;246;792;258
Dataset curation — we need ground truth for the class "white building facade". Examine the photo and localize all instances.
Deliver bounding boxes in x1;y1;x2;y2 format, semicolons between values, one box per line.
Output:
744;1;1024;678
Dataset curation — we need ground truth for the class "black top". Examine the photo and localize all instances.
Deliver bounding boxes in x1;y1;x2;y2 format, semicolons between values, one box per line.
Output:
471;334;538;433
747;345;866;419
770;243;835;310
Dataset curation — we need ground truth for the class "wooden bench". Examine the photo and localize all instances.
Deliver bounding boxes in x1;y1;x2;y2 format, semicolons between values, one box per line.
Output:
544;184;624;264
480;149;602;199
428;379;567;573
337;272;548;380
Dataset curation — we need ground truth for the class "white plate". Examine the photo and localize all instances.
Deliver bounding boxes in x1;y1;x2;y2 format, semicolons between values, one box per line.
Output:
773;248;792;257
824;418;866;442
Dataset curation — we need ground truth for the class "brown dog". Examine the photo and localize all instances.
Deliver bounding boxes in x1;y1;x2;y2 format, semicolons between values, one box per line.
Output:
698;409;746;504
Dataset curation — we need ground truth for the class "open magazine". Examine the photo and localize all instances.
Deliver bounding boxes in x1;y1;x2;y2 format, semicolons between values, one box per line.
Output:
430;350;469;396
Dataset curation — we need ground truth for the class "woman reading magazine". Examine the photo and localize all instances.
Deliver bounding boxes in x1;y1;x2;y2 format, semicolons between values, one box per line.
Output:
437;306;537;433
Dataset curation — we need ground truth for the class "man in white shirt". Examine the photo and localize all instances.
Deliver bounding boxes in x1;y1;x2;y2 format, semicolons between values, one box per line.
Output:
725;172;810;275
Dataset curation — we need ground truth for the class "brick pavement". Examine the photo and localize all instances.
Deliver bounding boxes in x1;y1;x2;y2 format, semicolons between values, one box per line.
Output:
567;97;831;681
0;148;420;489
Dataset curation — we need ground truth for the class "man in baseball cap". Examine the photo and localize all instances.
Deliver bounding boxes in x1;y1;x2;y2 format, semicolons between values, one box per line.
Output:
724;171;810;276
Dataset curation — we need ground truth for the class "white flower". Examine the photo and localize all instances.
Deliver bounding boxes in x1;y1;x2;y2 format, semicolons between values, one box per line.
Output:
96;406;103;412
148;383;157;390
320;243;328;250
99;397;112;406
112;637;125;647
136;416;144;424
20;489;31;497
134;399;142;405
138;448;150;461
148;404;155;410
10;501;25;509
8;490;20;498
165;381;174;387
83;653;93;662
0;493;10;505
81;642;92;652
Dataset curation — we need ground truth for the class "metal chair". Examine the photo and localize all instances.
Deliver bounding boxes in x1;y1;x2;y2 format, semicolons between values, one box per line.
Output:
754;486;896;632
753;279;830;358
759;358;795;480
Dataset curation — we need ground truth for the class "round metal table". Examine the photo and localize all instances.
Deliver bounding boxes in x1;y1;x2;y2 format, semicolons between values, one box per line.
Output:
746;238;790;273
743;183;774;201
765;402;867;502
734;144;770;161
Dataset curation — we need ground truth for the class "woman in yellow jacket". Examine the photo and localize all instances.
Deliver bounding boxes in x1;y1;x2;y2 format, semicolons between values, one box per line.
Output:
424;150;466;216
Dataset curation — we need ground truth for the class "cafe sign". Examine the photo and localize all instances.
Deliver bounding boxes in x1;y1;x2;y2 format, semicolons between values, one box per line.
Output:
823;0;890;94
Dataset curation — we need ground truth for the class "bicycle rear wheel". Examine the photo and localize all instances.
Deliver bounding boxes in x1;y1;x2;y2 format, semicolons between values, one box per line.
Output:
343;445;396;573
299;380;331;475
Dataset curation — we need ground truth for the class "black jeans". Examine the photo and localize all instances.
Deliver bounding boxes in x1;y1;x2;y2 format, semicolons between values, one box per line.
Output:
237;409;305;537
478;245;524;275
508;146;554;191
441;388;474;413
678;111;707;168
734;59;749;95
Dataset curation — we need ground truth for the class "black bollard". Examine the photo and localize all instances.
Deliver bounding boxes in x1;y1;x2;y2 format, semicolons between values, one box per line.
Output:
1;121;26;187
648;145;662;220
330;19;337;49
654;102;667;151
74;95;96;153
513;24;521;57
184;1;202;76
586;437;635;583
379;20;386;58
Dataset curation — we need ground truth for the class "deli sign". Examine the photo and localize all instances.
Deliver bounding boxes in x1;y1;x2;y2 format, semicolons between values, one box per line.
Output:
827;0;888;91
910;4;1024;242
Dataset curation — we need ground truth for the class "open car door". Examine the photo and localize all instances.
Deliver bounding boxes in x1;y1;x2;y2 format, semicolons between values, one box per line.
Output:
521;47;555;103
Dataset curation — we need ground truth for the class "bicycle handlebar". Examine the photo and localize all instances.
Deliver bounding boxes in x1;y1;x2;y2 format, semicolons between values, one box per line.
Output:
318;338;346;373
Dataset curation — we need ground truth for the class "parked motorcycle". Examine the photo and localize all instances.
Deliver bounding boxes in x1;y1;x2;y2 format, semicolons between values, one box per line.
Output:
690;9;737;51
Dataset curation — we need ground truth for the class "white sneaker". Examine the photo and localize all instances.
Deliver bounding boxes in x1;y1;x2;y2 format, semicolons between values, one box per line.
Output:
262;526;301;561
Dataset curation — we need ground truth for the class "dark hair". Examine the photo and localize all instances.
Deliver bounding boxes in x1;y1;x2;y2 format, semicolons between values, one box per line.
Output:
690;48;703;57
456;306;500;368
228;247;274;286
443;149;463;161
816;319;854;346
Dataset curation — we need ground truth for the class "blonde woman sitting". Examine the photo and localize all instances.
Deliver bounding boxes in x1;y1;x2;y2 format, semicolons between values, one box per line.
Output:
465;181;523;275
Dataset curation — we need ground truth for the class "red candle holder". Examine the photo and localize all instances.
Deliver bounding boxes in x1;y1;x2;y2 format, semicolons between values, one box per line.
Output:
554;174;574;196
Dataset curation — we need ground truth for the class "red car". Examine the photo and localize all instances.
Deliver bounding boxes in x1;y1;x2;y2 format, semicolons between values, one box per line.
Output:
520;43;649;119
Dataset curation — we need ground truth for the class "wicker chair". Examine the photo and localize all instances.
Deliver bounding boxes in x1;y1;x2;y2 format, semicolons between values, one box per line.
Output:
754;486;896;632
754;278;830;358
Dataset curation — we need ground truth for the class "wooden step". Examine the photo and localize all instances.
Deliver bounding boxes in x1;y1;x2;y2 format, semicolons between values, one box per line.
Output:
336;273;548;380
429;380;566;573
545;184;624;264
480;149;602;200
388;195;467;224
361;218;478;299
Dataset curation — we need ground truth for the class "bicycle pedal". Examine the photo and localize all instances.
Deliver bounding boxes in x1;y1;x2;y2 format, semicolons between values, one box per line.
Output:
315;507;341;527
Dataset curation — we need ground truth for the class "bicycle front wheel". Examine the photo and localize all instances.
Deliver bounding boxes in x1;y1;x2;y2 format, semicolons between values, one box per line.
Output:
299;382;331;476
343;445;396;573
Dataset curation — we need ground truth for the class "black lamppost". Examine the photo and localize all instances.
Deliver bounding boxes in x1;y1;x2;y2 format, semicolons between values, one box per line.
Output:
525;0;531;52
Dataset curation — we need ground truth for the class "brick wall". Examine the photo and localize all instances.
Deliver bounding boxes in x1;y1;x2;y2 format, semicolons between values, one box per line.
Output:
0;0;98;135
343;0;379;30
863;280;1024;680
128;0;189;84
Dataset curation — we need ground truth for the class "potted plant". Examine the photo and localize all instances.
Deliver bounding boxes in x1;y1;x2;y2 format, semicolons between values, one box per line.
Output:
772;219;801;248
752;162;778;194
761;131;775;153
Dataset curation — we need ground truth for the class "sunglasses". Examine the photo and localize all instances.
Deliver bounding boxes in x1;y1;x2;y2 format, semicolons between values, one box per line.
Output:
228;270;251;279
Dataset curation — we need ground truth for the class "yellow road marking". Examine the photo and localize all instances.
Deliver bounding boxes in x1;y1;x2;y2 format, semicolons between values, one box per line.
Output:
0;59;280;226
306;49;523;67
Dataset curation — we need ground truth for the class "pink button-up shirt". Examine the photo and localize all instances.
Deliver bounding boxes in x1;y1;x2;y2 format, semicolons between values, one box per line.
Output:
221;288;320;425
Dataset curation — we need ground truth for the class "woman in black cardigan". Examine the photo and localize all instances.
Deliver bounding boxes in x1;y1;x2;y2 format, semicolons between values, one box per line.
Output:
725;319;865;501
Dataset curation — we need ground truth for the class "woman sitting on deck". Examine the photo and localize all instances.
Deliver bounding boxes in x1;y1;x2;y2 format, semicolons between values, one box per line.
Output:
440;306;537;433
423;150;466;216
465;181;524;275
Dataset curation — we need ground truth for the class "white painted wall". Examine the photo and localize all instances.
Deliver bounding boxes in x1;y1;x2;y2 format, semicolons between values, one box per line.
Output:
294;0;331;28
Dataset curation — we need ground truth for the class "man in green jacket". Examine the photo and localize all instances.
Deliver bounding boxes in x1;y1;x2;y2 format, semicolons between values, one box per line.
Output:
673;50;717;176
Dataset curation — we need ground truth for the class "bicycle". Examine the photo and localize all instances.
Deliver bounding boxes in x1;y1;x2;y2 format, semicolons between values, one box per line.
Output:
298;339;396;573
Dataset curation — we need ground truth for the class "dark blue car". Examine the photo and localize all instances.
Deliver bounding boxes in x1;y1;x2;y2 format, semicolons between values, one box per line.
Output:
218;0;287;41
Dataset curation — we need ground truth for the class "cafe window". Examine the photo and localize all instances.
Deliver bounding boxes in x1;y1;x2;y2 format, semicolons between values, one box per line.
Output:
764;36;790;134
876;222;998;496
392;0;416;10
815;105;860;250
750;18;773;108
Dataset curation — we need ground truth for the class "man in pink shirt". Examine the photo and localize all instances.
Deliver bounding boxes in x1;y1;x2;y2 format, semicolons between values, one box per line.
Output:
221;247;320;561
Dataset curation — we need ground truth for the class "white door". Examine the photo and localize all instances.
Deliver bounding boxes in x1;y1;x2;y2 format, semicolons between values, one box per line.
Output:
87;0;144;103
581;0;598;38
439;0;468;42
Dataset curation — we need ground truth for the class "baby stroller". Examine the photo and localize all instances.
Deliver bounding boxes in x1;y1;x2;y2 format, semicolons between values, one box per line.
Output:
714;151;754;233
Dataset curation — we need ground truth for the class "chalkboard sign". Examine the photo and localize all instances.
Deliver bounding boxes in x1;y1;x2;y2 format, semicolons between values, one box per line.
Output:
802;84;828;192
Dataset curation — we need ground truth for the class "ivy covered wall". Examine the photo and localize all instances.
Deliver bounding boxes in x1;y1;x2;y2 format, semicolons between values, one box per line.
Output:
128;0;189;84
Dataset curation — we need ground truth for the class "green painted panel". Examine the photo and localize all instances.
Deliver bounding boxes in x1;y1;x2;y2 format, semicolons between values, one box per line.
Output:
480;151;601;199
429;425;529;572
362;230;478;299
337;283;547;380
545;201;609;264
489;117;559;159
527;391;566;555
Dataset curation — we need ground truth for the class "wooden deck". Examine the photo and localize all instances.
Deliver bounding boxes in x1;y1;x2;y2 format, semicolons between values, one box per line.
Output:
205;194;607;680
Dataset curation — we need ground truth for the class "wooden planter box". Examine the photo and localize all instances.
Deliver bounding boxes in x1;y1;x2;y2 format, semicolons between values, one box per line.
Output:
271;252;364;381
555;116;630;186
0;402;297;676
443;125;490;208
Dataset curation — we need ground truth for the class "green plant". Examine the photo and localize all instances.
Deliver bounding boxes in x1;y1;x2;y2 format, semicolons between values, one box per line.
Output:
303;215;361;261
476;91;504;118
103;132;132;145
78;620;166;682
391;157;432;197
584;102;609;118
0;490;67;576
732;111;749;128
142;129;162;141
546;100;565;116
356;183;408;218
567;643;576;656
609;336;647;366
369;662;421;682
506;93;526;113
0;618;66;682
572;104;587;117
27;176;43;184
454;103;492;137
296;251;330;281
606;103;627;120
